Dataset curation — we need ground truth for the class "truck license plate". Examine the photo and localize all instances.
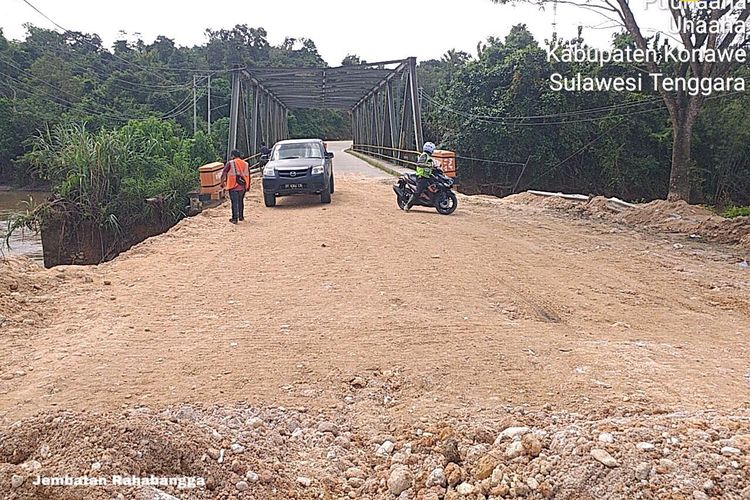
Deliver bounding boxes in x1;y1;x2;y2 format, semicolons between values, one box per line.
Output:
285;183;304;189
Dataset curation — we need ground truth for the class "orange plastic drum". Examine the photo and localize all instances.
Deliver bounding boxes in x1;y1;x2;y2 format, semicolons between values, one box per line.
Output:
432;150;457;178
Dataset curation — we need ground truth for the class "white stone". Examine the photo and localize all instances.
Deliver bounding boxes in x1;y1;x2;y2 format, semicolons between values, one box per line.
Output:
505;440;524;458
245;471;259;482
136;487;178;500
297;477;312;487
637;442;655;451
344;467;365;479
591;448;619;467
426;467;446;488
456;482;475;495
527;477;540;490
491;466;504;486
635;462;651;480
377;440;395;456
598;433;614;444
721;446;741;456
231;443;245;454
11;475;24;488
387;467;413;496
246;417;263;428
496;426;531;443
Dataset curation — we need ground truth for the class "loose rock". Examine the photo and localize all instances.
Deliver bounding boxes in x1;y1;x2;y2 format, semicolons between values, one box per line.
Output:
426;467;447;488
635;462;652;480
637;442;655;451
11;475;25;488
445;462;464;487
317;421;339;436
387;466;413;496
591;448;619;467
598;433;614;444
377;440;395;456
506;440;524;459
456;482;475;495
521;434;543;457
443;438;461;464
497;426;530;443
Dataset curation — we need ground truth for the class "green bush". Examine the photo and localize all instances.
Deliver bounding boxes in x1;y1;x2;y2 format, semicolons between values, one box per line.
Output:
9;118;214;242
722;206;750;218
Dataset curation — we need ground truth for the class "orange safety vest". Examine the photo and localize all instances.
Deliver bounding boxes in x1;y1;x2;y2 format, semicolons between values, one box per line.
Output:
225;158;250;191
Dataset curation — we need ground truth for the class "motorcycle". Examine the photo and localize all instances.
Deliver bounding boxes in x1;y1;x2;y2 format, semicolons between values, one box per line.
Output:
393;167;458;215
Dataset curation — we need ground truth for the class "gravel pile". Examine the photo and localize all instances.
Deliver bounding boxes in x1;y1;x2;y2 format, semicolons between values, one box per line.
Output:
1;404;748;499
498;194;750;251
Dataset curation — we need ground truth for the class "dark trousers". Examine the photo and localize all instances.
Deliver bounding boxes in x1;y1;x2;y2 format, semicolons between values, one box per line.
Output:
407;177;431;207
229;189;246;221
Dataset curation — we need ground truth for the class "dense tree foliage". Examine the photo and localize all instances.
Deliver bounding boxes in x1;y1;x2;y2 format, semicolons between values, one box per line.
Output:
420;26;750;205
0;24;350;186
2;22;748;205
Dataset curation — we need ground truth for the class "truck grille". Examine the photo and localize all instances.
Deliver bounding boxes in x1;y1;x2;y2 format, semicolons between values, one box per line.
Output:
278;168;309;178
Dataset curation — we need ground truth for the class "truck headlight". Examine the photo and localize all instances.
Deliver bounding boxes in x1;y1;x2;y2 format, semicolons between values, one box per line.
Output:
263;165;275;177
311;165;324;175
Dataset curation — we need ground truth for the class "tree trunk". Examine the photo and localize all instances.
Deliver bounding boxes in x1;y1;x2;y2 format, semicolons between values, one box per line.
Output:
668;118;692;202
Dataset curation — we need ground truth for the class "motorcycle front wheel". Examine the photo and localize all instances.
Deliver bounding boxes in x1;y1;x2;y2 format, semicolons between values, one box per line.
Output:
435;191;458;215
396;193;409;210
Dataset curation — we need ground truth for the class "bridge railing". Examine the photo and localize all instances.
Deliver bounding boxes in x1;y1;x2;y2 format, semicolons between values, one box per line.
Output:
351;144;421;170
245;152;264;173
353;143;532;197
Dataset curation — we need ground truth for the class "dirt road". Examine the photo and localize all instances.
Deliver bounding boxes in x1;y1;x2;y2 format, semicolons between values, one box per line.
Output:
1;142;748;424
2;144;750;498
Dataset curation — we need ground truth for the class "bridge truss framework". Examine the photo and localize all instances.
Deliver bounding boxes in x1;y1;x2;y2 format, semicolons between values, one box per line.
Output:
227;58;424;160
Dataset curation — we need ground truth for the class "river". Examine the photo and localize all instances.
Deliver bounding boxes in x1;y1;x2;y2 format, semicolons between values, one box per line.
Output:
0;190;47;265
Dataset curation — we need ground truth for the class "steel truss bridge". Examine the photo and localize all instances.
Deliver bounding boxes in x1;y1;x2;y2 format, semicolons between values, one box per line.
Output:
227;58;424;163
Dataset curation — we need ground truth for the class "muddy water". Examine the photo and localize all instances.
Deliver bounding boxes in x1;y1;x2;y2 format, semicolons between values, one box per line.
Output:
0;190;48;265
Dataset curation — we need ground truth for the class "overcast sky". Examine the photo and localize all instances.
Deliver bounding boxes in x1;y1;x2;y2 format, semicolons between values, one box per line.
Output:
0;0;652;65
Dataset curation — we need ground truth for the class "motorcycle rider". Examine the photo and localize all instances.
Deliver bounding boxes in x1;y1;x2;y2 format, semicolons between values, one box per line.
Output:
404;141;437;211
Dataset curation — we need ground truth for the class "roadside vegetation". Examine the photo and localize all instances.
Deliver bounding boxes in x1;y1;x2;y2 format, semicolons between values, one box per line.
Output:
7;118;215;252
418;26;750;207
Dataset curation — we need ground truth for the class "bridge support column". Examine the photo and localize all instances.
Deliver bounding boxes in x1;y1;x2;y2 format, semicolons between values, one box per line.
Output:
227;66;242;159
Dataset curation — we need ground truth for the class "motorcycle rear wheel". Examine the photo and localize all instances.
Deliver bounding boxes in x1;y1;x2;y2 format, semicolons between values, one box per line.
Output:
435;191;458;215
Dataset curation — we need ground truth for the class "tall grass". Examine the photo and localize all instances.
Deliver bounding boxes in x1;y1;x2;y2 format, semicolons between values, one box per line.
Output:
7;119;218;249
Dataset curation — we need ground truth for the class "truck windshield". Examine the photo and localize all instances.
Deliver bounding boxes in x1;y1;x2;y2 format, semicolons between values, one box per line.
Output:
272;143;323;160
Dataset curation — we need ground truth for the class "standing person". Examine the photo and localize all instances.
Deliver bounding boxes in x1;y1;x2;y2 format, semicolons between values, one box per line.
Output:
221;149;250;224
259;142;271;167
404;142;436;211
